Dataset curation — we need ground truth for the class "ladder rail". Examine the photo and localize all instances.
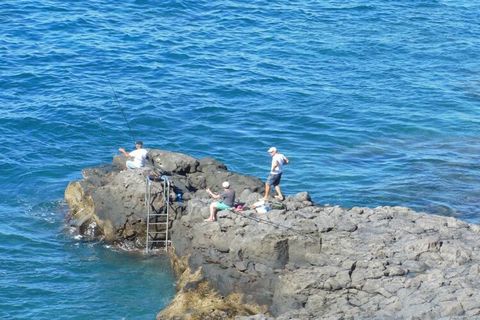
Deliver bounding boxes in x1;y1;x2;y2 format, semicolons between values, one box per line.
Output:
163;176;170;253
145;177;151;252
145;174;171;253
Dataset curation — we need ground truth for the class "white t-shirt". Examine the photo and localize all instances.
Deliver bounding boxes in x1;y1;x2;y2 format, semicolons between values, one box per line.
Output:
130;148;148;167
271;153;287;174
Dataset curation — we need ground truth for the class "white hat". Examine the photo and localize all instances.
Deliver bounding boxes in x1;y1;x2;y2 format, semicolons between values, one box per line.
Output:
268;147;277;153
222;181;230;188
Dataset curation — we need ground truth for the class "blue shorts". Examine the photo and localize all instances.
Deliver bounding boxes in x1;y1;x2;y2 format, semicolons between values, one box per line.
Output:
216;202;231;210
266;173;282;186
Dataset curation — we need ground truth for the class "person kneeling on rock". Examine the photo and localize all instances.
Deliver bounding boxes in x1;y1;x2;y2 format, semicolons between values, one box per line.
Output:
205;181;235;222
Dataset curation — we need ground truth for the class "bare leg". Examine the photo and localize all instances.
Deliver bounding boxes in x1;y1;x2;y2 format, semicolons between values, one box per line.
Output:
264;183;271;200
206;202;217;221
274;185;284;200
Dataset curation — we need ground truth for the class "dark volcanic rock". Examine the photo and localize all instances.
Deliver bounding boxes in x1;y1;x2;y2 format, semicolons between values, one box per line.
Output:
65;150;480;320
149;149;199;175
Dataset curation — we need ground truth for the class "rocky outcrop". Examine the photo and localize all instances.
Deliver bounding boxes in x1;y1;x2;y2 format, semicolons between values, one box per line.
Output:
65;150;480;320
64;150;263;248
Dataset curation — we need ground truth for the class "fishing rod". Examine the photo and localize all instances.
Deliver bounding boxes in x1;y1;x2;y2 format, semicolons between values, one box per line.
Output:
230;208;321;245
187;196;319;243
107;78;136;146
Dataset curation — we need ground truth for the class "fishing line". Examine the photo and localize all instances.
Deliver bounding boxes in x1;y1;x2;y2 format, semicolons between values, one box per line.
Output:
230;208;321;246
107;77;136;146
63;69;118;155
64;69;130;150
94;116;117;156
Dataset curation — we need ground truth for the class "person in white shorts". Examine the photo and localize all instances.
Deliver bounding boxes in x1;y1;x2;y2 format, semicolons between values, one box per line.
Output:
118;141;148;169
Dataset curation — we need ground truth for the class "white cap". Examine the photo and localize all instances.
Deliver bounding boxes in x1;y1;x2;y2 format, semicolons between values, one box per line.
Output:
222;181;230;188
268;147;277;153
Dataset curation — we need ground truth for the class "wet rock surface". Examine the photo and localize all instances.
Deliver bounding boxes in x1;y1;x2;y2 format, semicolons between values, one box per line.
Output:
65;150;480;319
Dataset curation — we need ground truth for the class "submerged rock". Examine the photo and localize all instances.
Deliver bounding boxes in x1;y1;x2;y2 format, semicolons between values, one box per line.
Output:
65;149;480;319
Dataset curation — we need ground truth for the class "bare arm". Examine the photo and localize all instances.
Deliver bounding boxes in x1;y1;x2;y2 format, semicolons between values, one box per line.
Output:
118;148;131;158
206;188;220;199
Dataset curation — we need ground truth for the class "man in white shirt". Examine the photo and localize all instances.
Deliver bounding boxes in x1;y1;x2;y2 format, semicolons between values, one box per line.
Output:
118;141;148;169
264;146;289;201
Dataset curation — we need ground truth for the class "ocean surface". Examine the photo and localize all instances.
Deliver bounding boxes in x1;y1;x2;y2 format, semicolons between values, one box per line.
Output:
1;0;480;318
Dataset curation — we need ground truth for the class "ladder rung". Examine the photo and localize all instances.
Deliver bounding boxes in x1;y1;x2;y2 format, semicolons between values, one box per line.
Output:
145;176;171;252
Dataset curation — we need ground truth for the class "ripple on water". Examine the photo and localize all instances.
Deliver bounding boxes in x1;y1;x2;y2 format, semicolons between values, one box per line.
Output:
2;0;480;318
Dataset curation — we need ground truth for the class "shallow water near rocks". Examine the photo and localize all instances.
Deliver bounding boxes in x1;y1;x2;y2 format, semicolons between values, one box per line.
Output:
1;0;480;318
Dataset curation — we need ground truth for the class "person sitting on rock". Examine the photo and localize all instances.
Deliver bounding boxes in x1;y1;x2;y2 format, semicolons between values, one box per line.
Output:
205;181;235;222
118;141;148;170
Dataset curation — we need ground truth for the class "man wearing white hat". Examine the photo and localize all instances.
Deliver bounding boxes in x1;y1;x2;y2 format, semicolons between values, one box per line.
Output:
205;181;235;222
264;147;289;201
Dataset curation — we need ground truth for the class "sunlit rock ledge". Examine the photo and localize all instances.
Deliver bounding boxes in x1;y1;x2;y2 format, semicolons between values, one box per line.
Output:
65;149;480;320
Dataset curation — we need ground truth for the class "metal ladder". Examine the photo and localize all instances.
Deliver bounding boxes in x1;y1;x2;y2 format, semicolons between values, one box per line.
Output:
145;175;171;253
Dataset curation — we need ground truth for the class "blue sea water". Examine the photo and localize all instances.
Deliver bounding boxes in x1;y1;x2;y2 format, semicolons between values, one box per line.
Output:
1;0;480;318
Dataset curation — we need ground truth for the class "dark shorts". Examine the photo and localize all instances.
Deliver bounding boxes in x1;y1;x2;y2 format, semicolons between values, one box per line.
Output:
266;173;282;186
